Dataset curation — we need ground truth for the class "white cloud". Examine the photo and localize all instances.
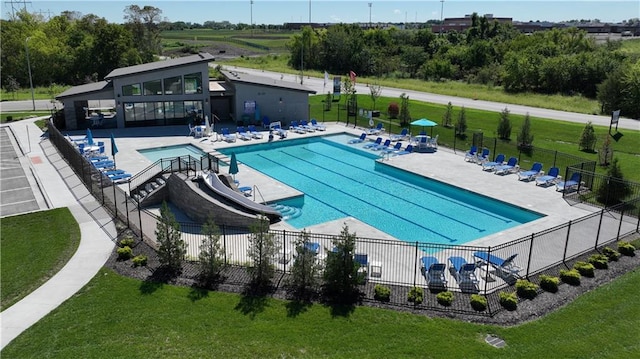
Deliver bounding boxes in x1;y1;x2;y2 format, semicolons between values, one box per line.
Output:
393;9;401;15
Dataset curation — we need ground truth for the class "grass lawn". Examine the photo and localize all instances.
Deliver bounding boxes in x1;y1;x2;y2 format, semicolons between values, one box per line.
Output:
2;266;639;358
0;208;80;310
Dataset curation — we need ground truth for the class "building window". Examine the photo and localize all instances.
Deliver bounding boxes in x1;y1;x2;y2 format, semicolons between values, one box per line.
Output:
143;79;162;96
163;76;182;95
122;83;141;96
184;72;202;94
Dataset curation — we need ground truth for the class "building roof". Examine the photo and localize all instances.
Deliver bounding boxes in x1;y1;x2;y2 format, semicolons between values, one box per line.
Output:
56;81;113;99
105;52;215;80
221;70;317;94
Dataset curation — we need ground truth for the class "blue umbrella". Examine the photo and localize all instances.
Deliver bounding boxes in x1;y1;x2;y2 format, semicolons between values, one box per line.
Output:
229;152;239;180
410;118;438;136
86;128;94;146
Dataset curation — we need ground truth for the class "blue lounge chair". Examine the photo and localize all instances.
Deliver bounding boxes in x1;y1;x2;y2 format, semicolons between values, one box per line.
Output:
237;126;251;140
354;253;369;277
448;256;479;286
476;148;490;164
517;162;543;181
248;125;263;139
382;141;403;154
289;121;306;134
464;146;478;162
421;256;448;287
473;251;522;278
556;172;581;192
304;242;320;255
108;172;132;183
102;169;126;176
348;133;367;144
310;118;326;131
535;167;560;187
363;137;382;149
390;128;409;141
262;116;271;129
300;120;315;132
396;144;414;155
220;128;236;142
372;139;391;151
494;156;518;175
272;124;288;138
367;123;384;135
91;160;115;169
481;154;505;171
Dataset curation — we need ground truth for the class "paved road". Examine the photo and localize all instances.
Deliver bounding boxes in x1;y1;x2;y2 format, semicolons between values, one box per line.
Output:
223;65;639;131
0;100;62;112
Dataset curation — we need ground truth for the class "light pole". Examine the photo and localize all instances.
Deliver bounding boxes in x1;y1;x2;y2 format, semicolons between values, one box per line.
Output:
368;3;372;28
308;0;311;23
25;37;35;111
250;0;254;37
440;0;445;36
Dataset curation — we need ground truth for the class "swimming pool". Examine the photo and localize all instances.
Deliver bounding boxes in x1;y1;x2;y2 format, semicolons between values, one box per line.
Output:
138;144;207;163
219;134;543;245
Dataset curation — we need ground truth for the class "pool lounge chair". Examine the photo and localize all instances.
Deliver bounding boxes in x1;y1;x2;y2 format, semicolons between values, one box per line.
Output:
494;156;518;175
367;123;384;135
556;172;581;192
289;121;307;134
535;167;560;187
473;251;522;279
272;124;288;138
517;162;543;181
220;128;237;142
390;128;409;141
382;142;403;154
300;120;316;132
310;119;326;131
421;256;448;288
363;137;382;149
396;144;414;155
248;125;263;139
354;253;369;278
372;139;391;151
108;172;132;183
481;154;505;171
448;257;479;289
464;146;478;162
237;126;251;141
476;148;490;164
348;133;367;144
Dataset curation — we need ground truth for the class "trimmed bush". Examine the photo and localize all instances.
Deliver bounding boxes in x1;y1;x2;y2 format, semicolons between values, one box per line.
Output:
374;284;391;302
499;291;517;311
560;269;581;286
539;274;559;293
618;242;636;257
387;102;399;119
407;286;424;305
119;237;135;248
470;294;487;312
573;261;595;277
515;279;539;300
588;254;609;269
117;246;133;260
436;291;454;307
132;255;148;267
602;247;620;261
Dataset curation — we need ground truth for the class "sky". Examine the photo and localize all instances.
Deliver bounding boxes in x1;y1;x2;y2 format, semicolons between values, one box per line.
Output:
3;0;639;25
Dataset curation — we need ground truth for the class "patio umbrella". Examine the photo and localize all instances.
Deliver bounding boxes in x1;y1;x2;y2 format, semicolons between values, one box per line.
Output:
110;133;118;168
410;118;438;136
229;152;239;180
86;128;94;146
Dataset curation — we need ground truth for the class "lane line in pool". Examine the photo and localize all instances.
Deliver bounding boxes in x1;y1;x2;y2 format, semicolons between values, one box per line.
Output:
258;153;459;242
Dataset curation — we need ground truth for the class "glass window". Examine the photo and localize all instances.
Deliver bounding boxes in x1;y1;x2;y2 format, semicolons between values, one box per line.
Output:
184;72;202;94
122;83;141;96
143;79;162;96
163;76;182;95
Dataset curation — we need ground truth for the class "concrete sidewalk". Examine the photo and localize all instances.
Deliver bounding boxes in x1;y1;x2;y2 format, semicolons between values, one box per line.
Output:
0;118;116;349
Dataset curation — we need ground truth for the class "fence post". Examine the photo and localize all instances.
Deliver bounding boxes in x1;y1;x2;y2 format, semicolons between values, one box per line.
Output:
595;208;605;249
138;200;143;242
282;229;287;272
413;242;419;288
483;246;491;295
222;224;227;264
125;194;129;227
526;235;535;279
562;220;572;267
616;205;626;241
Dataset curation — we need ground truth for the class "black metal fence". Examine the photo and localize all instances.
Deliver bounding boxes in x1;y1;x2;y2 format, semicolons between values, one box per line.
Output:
48;119;639;317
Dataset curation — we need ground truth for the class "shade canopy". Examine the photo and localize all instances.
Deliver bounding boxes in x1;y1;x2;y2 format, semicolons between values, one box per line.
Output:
229;152;239;177
411;118;438;127
86;128;94;146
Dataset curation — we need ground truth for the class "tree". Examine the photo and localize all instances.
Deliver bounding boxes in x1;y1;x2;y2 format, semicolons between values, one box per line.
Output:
369;81;382;110
198;216;226;286
621;60;640;119
123;5;163;61
497;107;512;140
596;157;631;206
286;230;321;300
442;101;453;128
598;134;613;166
455;106;467;138
517;112;534;151
4;76;20;100
398;93;411;127
247;217;279;292
578;121;597;152
322;224;362;304
155;201;186;274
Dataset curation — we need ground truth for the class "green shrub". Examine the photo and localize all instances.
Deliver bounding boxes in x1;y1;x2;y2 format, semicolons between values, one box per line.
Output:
588;254;609;269
573;261;595;277
515;279;539;299
374;284;391;302
560;269;581;286
618;242;636;257
470;294;487;312
539;274;559;293
407;286;424;305
436;291;454;307
499;291;517;311
602;247;620;261
132;255;148;267
119;237;135;248
117;246;133;260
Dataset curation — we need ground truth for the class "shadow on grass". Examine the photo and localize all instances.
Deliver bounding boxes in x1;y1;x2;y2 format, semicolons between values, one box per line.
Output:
188;285;210;302
234;281;272;319
285;299;313;318
139;266;179;295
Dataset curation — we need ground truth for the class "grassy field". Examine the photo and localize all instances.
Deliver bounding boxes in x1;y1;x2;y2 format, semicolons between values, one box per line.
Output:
0;208;80;310
2;265;639;358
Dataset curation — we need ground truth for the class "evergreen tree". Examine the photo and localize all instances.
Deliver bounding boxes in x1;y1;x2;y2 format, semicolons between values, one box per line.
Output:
399;93;411;127
596;157;631;206
455;106;467;138
497;107;512;140
155;201;186;275
322;224;362;304
578;121;597;152
598;134;613;166
517;112;534;151
442;101;453;128
324;92;332;111
198;216;226;286
247;217;279;292
287;229;321;300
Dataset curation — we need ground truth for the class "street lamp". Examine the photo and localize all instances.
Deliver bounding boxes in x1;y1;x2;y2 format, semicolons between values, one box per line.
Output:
25;37;35;111
368;3;372;28
440;0;445;36
250;0;254;37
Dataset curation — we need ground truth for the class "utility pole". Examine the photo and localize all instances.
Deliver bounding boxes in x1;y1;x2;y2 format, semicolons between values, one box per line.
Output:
368;3;372;29
440;0;445;36
25;37;35;111
250;0;254;37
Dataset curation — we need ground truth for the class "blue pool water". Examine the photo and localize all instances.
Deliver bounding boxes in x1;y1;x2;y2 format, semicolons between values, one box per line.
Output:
220;134;543;245
138;144;206;163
